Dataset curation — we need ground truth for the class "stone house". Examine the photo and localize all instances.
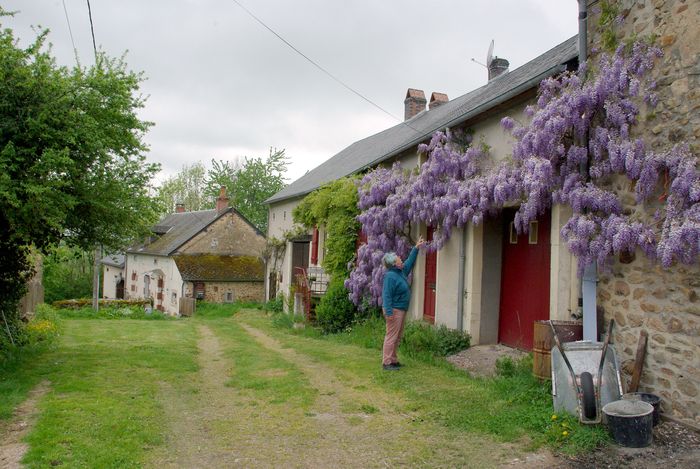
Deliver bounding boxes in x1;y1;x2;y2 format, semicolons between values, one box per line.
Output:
267;1;699;427
584;0;699;427
101;254;125;299
266;36;581;345
104;189;267;315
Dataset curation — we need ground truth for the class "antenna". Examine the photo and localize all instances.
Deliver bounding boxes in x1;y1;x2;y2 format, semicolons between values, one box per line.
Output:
471;39;495;68
486;39;495;68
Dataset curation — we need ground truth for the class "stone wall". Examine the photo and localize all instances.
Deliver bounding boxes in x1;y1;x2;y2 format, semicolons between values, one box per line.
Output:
184;281;264;303
179;210;266;257
588;0;700;425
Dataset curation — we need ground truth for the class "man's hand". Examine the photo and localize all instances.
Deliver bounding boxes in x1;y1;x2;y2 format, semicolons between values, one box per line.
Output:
416;236;425;248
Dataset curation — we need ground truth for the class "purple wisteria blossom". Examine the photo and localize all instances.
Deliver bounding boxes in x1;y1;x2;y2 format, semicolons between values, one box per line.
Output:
347;40;700;306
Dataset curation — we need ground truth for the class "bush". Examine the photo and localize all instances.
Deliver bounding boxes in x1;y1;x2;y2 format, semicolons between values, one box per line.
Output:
53;298;152;309
401;322;470;358
265;296;283;314
57;305;170;320
271;312;305;329
315;279;357;334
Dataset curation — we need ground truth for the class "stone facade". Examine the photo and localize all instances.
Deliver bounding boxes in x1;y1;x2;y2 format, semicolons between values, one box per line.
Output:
177;212;266;256
184;281;264;303
588;0;700;425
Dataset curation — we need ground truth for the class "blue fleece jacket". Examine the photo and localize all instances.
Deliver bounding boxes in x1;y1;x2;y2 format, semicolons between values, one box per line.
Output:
382;247;419;316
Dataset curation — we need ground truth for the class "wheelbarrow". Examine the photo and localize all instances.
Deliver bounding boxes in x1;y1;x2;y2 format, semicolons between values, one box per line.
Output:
550;320;624;424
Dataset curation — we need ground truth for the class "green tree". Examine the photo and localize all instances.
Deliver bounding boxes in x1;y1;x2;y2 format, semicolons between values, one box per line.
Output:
204;158;240;202
43;245;94;303
0;13;160;346
230;148;288;232
157;162;209;214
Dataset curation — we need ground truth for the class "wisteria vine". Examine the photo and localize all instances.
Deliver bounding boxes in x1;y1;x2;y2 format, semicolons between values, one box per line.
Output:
346;40;700;308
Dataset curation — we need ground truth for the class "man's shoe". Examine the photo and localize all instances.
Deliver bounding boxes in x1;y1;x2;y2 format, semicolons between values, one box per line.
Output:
382;364;400;371
392;362;403;367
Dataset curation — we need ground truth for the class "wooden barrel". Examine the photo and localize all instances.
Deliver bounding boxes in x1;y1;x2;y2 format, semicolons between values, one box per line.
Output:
533;320;583;380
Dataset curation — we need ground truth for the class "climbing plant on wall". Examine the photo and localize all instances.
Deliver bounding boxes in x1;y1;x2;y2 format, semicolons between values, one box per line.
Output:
347;39;700;309
293;177;360;280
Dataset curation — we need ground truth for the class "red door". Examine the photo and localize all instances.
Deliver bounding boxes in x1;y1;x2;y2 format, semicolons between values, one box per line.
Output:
423;226;437;324
498;210;551;350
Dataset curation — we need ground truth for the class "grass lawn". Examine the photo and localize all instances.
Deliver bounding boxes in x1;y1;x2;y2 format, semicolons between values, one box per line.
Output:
1;303;607;467
1;318;198;468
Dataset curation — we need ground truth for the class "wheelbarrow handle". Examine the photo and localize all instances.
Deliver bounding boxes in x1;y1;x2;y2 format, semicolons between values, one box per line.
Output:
549;320;579;393
597;319;615;389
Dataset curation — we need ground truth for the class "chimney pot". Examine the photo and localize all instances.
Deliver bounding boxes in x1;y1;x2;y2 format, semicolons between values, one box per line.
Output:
216;186;230;213
404;88;426;120
175;203;185;213
429;92;449;110
488;57;509;81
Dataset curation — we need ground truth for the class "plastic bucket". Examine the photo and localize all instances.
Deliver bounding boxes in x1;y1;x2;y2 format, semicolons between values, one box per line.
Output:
532;320;582;380
602;400;654;448
622;392;661;426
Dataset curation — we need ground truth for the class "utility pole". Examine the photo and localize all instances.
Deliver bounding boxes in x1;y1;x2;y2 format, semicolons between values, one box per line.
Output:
92;245;101;311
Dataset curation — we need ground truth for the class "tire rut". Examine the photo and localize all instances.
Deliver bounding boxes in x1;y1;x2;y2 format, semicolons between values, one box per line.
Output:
0;380;50;469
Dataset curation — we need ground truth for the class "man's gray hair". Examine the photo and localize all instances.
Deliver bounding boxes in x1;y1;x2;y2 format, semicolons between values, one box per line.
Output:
382;252;398;268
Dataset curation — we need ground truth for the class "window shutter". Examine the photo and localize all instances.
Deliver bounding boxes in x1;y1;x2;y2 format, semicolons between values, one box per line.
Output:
311;226;319;264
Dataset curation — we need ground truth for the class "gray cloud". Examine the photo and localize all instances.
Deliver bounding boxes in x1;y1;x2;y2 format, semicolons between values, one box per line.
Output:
4;0;577;182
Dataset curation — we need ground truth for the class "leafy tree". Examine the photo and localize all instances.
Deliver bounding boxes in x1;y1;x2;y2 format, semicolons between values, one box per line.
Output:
204;158;241;202
0;13;160;345
157;162;209;214
230;148;288;232
43;245;94;303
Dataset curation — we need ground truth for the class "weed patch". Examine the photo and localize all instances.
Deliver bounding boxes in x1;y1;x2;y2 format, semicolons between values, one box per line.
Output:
194;301;262;319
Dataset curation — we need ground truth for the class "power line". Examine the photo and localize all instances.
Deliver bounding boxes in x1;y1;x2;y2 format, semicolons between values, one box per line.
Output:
61;0;79;65
229;0;421;134
85;0;98;63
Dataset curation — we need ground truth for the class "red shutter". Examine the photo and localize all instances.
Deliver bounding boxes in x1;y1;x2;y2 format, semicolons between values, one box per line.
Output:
356;227;367;253
311;226;319;265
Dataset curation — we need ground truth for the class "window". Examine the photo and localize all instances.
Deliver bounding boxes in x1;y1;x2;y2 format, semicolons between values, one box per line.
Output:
153;258;158;265
171;292;177;305
273;212;276;220
144;276;150;297
213;286;218;292
284;211;286;220
529;221;538;244
226;292;234;303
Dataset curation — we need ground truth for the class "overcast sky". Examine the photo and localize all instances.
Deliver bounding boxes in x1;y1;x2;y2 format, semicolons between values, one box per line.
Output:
4;1;578;185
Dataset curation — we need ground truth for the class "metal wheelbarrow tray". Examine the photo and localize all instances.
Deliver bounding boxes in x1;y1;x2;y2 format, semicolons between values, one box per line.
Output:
550;320;624;424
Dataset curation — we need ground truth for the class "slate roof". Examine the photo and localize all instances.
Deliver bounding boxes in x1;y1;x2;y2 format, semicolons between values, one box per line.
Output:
127;209;224;256
267;35;578;204
101;253;125;268
173;254;264;282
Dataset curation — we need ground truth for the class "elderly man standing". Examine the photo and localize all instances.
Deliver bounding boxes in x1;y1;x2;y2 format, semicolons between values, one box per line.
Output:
380;237;424;371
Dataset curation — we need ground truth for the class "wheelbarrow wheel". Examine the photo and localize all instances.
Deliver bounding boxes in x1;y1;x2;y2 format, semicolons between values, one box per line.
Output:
580;372;596;419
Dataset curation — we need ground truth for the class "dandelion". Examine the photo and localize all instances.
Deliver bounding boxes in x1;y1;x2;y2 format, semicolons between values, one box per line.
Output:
551;414;558;421
562;431;569;437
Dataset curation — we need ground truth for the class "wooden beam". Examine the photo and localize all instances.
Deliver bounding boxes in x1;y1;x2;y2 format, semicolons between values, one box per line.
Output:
628;330;648;393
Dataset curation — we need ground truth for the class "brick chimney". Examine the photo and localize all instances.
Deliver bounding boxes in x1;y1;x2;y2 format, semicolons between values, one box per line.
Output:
175;203;185;213
488;57;509;81
429;92;449;110
404;88;426;120
216;186;229;213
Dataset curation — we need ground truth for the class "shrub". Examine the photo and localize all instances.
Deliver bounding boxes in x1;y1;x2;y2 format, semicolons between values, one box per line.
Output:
265;296;283;314
315;279;357;334
52;298;152;309
271;312;305;329
401;322;470;358
57;305;170;320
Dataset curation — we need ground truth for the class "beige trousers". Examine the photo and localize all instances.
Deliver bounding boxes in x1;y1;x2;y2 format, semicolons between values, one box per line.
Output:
382;308;406;365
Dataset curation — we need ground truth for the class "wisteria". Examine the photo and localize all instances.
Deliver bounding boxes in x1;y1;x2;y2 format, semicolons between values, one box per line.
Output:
346;40;700;307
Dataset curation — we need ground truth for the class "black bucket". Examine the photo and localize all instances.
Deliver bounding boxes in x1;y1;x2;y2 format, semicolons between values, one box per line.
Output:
602;400;654;448
622;392;661;426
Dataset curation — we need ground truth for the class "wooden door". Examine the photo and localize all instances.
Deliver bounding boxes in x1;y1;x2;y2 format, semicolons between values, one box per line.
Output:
498;210;551;350
116;279;125;299
292;241;310;272
423;226;437;324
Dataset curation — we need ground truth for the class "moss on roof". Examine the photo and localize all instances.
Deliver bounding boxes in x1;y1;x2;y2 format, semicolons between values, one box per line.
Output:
173;254;264;282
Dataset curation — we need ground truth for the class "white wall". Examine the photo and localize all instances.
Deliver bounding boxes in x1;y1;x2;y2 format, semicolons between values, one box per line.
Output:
102;265;123;299
124;253;183;315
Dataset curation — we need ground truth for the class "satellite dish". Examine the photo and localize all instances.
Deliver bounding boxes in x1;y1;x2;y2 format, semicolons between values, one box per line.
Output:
486;39;495;67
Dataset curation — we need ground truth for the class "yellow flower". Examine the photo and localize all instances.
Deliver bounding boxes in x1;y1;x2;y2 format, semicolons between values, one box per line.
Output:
551;414;558;421
562;431;569;437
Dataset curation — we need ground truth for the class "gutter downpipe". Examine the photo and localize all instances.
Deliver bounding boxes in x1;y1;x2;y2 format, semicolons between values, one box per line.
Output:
457;227;466;332
578;0;597;341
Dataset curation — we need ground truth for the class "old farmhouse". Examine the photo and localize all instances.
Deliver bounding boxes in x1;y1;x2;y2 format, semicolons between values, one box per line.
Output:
103;189;266;315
